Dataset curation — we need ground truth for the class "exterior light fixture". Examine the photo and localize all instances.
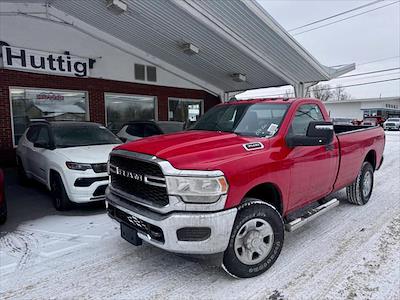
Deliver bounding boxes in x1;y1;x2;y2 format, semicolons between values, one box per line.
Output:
106;0;128;14
182;43;200;55
232;73;247;82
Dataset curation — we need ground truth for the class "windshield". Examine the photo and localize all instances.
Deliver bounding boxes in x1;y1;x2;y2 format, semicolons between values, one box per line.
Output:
192;103;289;137
53;124;122;148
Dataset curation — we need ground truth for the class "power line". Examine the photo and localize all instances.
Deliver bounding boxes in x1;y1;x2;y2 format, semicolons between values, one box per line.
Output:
311;77;400;91
288;0;383;32
337;67;400;78
357;55;400;66
333;71;400;82
292;1;399;36
254;77;400;97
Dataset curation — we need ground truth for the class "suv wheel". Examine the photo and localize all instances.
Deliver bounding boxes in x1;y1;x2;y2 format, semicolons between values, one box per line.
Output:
346;161;374;205
222;199;284;278
51;174;72;211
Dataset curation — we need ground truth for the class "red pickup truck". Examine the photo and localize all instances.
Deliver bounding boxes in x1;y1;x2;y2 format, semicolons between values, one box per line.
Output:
106;98;385;278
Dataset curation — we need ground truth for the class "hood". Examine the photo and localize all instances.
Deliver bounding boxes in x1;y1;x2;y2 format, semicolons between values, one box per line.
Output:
55;144;120;163
115;130;268;170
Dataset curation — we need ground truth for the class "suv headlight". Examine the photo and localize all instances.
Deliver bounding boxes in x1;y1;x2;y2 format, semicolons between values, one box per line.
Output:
166;176;228;203
65;162;92;171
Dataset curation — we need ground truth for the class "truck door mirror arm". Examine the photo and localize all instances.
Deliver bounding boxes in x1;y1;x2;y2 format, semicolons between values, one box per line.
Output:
286;121;334;147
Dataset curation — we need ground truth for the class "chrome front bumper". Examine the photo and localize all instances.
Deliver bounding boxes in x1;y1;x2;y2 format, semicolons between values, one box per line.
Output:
106;190;237;254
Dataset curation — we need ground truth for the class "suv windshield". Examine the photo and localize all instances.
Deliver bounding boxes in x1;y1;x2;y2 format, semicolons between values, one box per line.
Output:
192;103;289;137
53;124;122;148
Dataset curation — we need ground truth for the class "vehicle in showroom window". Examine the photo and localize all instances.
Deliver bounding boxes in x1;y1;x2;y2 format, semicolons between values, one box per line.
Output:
16;121;121;210
105;98;385;278
116;120;185;142
383;117;400;131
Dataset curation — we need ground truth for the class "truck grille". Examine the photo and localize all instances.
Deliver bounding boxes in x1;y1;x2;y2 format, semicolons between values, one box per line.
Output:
109;154;169;207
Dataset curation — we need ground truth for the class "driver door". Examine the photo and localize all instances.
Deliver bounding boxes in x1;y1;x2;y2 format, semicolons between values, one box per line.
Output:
287;104;339;209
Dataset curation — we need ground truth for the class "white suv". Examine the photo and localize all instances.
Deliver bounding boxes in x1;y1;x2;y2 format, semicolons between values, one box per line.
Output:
16;121;121;210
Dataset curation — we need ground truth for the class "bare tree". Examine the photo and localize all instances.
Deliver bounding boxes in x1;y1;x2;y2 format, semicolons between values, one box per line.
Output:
309;84;333;101
284;89;295;98
333;85;351;101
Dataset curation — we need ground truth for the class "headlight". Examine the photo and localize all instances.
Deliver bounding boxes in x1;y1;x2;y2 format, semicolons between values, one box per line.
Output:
65;161;92;171
166;176;228;203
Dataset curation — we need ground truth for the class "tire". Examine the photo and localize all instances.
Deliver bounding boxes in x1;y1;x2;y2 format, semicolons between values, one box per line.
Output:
346;161;374;205
51;173;72;211
16;157;30;186
222;199;284;278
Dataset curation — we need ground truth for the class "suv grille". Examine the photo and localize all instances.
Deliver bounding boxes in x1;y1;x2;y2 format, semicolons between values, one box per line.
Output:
109;155;168;207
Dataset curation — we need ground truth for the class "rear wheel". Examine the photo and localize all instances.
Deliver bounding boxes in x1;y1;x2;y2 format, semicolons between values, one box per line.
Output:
222;199;284;278
346;162;374;205
51;174;72;211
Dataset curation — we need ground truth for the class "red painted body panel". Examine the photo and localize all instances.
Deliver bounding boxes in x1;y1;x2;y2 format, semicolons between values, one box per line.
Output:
333;127;385;191
115;98;385;216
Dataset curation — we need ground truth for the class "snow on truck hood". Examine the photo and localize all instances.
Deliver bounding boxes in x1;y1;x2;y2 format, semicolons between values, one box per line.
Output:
114;130;269;170
55;144;120;163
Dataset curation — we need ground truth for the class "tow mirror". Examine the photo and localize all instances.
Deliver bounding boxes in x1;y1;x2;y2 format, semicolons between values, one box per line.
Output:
286;121;334;147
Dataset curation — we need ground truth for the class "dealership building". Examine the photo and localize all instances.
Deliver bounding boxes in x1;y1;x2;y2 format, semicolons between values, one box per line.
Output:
325;97;400;120
0;0;353;165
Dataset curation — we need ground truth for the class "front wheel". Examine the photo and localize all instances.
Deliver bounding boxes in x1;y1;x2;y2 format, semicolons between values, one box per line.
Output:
346;162;374;205
51;174;72;211
222;199;284;278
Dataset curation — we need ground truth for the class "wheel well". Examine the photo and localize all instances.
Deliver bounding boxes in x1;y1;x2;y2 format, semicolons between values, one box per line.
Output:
244;183;283;215
365;150;376;170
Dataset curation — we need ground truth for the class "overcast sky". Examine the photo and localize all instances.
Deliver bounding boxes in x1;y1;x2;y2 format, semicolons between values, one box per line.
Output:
237;0;400;100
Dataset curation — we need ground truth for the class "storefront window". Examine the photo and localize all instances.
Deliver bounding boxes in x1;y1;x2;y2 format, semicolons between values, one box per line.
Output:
105;93;156;133
10;88;88;145
168;98;203;123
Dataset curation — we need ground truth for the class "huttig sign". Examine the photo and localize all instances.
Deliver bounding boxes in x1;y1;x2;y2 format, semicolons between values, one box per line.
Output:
2;46;89;77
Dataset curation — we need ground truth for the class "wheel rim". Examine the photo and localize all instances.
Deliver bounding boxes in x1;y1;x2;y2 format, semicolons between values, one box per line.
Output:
234;218;274;265
362;171;373;198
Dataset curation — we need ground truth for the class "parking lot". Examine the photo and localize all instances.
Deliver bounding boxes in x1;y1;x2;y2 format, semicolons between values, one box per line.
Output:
0;131;399;299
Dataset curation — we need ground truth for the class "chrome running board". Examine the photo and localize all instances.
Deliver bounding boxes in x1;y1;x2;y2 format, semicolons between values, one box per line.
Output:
285;198;339;232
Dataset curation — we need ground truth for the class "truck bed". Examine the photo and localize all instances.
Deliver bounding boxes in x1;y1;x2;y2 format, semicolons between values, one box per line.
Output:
334;124;376;134
333;125;385;191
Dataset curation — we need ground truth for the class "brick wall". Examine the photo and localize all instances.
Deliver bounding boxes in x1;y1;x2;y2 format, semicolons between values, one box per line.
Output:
0;69;221;167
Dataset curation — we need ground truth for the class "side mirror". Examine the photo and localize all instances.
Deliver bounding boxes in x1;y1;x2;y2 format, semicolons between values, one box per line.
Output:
286;121;334;147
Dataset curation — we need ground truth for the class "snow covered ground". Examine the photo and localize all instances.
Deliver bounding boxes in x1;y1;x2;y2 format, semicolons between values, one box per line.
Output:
1;132;399;300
